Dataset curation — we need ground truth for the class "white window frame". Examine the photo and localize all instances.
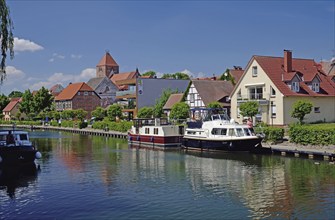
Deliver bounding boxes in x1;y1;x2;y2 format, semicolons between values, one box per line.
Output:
190;94;195;103
292;82;300;92
312;83;320;92
252;66;258;77
314;107;320;113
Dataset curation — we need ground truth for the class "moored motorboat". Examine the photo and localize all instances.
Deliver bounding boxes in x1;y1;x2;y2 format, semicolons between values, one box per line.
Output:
128;118;184;149
0;130;42;166
182;112;263;152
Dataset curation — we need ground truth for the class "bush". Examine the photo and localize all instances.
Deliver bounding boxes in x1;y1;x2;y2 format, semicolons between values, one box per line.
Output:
79;121;88;129
92;120;132;133
289;123;335;146
262;127;285;143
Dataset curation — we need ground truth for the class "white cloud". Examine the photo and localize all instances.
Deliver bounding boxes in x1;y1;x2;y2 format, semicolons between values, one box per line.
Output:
49;53;65;62
74;68;96;82
3;66;25;84
71;54;82;59
180;69;205;79
13;37;44;52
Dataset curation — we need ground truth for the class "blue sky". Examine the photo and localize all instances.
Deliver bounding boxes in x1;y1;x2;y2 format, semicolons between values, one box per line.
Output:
1;0;334;95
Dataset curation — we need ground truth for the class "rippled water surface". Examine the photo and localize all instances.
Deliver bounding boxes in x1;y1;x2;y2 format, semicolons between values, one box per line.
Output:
1;130;334;219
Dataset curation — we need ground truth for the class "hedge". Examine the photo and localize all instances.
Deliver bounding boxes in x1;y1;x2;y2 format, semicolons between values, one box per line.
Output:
92;120;132;133
289;123;335;146
256;126;284;143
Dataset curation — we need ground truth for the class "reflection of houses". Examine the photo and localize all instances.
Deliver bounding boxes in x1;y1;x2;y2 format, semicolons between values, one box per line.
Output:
230;50;335;125
163;93;184;117
2;97;25;121
185;80;234;118
87;76;118;108
55;82;101;118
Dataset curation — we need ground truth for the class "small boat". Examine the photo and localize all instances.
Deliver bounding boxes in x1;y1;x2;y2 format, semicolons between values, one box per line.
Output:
182;112;263;152
0;130;42;166
128;118;184;149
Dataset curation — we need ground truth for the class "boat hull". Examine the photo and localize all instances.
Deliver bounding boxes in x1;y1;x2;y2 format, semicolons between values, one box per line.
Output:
0;146;38;166
128;133;182;149
182;137;262;152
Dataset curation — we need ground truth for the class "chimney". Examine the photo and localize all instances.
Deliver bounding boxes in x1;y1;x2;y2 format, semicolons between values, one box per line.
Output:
284;49;292;72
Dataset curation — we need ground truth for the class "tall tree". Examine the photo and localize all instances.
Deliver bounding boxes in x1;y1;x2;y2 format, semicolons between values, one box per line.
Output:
174;72;190;80
107;104;122;121
19;89;34;119
142;71;156;78
33;86;54;113
0;93;9;110
219;69;235;85
8;90;23;98
92;106;107;121
153;89;174;118
0;0;14;82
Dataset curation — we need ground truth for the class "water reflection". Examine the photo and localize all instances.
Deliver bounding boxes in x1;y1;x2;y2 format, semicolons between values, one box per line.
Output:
19;131;334;219
0;164;39;199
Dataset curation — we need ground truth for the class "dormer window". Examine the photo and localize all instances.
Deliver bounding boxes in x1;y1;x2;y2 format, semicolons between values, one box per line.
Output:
292;82;300;92
312;82;320;92
252;66;258;77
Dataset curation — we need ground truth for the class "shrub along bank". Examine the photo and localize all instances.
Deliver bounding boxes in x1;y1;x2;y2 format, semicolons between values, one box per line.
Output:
289;123;335;146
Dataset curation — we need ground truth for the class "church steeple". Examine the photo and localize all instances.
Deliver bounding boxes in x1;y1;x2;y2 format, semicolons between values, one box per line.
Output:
96;51;119;77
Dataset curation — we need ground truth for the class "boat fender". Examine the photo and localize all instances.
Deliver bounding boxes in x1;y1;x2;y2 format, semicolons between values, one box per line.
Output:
0;155;2;163
35;151;42;159
150;136;154;142
129;136;132;141
137;136;140;141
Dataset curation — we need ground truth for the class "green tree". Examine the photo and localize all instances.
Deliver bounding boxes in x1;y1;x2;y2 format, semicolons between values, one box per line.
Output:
33;86;54;113
239;101;259;119
154;89;174;118
219;69;236;85
207;101;222;109
290;100;313;124
170;102;189;120
8;90;23;98
174;72;190;80
92;106;106;121
142;71;156;78
0;0;14;82
0;94;9;110
62;109;76;120
107;104;122;121
161;73;173;79
137;106;154;118
74;109;88;121
19;90;34;119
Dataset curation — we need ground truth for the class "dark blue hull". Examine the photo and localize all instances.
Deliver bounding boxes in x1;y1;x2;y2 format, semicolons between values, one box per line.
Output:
182;137;262;152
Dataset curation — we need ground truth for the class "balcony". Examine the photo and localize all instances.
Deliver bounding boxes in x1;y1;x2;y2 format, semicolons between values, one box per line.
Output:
237;94;269;105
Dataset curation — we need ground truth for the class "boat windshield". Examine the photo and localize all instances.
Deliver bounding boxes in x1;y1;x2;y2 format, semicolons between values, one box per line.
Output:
210;114;229;121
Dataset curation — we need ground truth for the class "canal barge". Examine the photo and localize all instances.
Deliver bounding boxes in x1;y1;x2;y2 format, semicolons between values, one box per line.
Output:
0;130;42;166
128;118;184;149
182;112;263;152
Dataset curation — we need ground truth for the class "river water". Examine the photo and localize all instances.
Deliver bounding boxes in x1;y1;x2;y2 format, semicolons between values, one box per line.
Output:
0;130;334;219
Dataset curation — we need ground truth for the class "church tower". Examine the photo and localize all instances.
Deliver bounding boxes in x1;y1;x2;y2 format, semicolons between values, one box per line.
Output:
96;51;119;78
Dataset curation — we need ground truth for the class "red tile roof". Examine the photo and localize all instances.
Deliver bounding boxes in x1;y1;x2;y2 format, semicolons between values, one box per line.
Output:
253;56;335;97
55;82;94;101
110;71;139;90
3;98;21;112
96;52;119;67
163;93;184;110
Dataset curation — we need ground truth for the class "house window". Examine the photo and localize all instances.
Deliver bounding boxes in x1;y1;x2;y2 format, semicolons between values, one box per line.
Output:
292;82;300;92
154;128;159;135
271;86;276;97
252;66;258;77
271;102;276;118
314;107;320;113
249;87;263;99
312;83;320;92
77;92;80;95
237;107;241;118
190;94;195;103
84;91;88;96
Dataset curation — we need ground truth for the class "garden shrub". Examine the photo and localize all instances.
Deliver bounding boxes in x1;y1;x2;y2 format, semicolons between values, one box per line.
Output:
289;123;335;146
262;126;284;143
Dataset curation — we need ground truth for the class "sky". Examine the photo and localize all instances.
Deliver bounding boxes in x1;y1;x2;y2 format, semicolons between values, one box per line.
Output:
1;0;334;95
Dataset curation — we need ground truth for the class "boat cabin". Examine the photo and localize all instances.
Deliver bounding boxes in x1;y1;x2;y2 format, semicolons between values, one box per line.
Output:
0;130;33;147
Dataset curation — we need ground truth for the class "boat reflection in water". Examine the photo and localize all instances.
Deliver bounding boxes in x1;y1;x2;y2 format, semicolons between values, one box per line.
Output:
0;164;39;198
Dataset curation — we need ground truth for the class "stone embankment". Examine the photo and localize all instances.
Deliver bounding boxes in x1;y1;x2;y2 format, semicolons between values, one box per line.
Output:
0;124;128;139
262;141;335;161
